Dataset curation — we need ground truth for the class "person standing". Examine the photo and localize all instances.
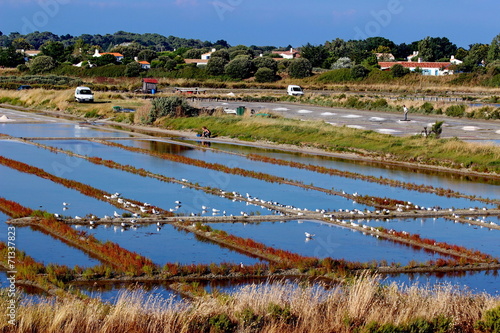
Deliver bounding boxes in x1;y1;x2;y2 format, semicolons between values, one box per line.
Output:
403;105;409;121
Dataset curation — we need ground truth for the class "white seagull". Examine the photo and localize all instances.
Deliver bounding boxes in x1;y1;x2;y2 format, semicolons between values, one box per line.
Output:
304;232;315;239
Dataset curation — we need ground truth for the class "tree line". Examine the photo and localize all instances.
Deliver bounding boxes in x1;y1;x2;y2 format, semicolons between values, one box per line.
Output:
0;30;499;83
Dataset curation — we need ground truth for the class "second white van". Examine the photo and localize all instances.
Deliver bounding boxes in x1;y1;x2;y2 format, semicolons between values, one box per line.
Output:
287;85;304;96
75;86;94;103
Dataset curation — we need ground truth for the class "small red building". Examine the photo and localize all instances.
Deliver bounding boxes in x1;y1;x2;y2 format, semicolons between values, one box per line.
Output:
142;78;158;93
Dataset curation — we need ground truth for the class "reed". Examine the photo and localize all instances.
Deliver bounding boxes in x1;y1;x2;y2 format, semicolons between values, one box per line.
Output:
1;275;498;333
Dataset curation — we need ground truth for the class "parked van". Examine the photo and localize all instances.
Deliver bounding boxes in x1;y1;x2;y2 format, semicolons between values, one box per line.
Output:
75;86;94;103
287;85;304;96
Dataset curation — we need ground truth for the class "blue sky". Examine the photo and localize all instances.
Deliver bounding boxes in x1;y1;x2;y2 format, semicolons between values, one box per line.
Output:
0;0;498;48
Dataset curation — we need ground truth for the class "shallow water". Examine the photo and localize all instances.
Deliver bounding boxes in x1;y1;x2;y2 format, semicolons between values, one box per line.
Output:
74;282;182;304
114;139;499;209
206;220;447;265
0;122;132;139
0;163;126;218
1;119;499;295
178;139;500;198
365;217;500;258
79;223;264;266
35;139;370;212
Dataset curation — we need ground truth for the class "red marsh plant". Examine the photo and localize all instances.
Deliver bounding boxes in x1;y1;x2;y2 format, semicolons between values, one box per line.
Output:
377;227;497;264
32;215;158;275
0;197;34;218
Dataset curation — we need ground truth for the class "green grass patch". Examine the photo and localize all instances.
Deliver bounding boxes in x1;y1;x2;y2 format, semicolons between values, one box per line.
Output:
161;115;500;174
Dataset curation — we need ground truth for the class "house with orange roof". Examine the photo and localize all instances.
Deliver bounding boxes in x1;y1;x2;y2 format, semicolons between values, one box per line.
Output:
93;49;124;62
138;61;151;69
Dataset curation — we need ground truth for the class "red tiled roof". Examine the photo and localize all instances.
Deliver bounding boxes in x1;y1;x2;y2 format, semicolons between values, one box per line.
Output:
379;61;451;69
101;52;124;57
138;61;150;65
143;78;158;83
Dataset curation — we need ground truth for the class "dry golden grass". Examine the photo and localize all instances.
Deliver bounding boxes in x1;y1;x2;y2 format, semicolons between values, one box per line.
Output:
2;275;498;333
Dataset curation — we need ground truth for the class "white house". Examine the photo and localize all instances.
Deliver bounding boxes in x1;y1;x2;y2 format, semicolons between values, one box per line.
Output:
379;60;454;76
201;48;217;60
450;56;463;65
272;48;300;59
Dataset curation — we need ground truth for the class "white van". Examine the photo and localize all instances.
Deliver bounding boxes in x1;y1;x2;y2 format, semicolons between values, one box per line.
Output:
287;85;304;96
75;86;94;103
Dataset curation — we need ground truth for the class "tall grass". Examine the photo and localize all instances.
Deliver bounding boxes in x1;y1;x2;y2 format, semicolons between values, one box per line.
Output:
2;275;498;332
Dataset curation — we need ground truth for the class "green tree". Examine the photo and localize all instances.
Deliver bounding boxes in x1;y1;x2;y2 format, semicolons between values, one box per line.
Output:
417;36;457;61
224;56;253;79
391;64;410;77
12;38;33;50
487;33;500;64
350;65;369;79
183;48;204;59
40;41;66;62
137;49;157;62
124;61;142;77
252;57;278;72
417;37;434;61
463;43;489;69
455;47;468;60
93;54;117;66
0;46;25;67
300;43;330;68
229;49;253;60
255;67;276;82
288;58;312;78
210;49;230;61
28;55;56;73
206;56;228;76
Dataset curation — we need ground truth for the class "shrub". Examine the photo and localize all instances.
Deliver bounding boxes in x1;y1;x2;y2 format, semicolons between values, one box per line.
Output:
124;61;142;77
445;104;466;117
331;57;352;69
207;57;228;76
28;55;56;74
147;96;198;123
252;57;278;72
476;305;500;333
371;98;388;109
255;67;276;82
421;102;434;113
391;64;410;77
224;56;253;79
288;58;313;78
351;65;370;79
208;313;236;333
